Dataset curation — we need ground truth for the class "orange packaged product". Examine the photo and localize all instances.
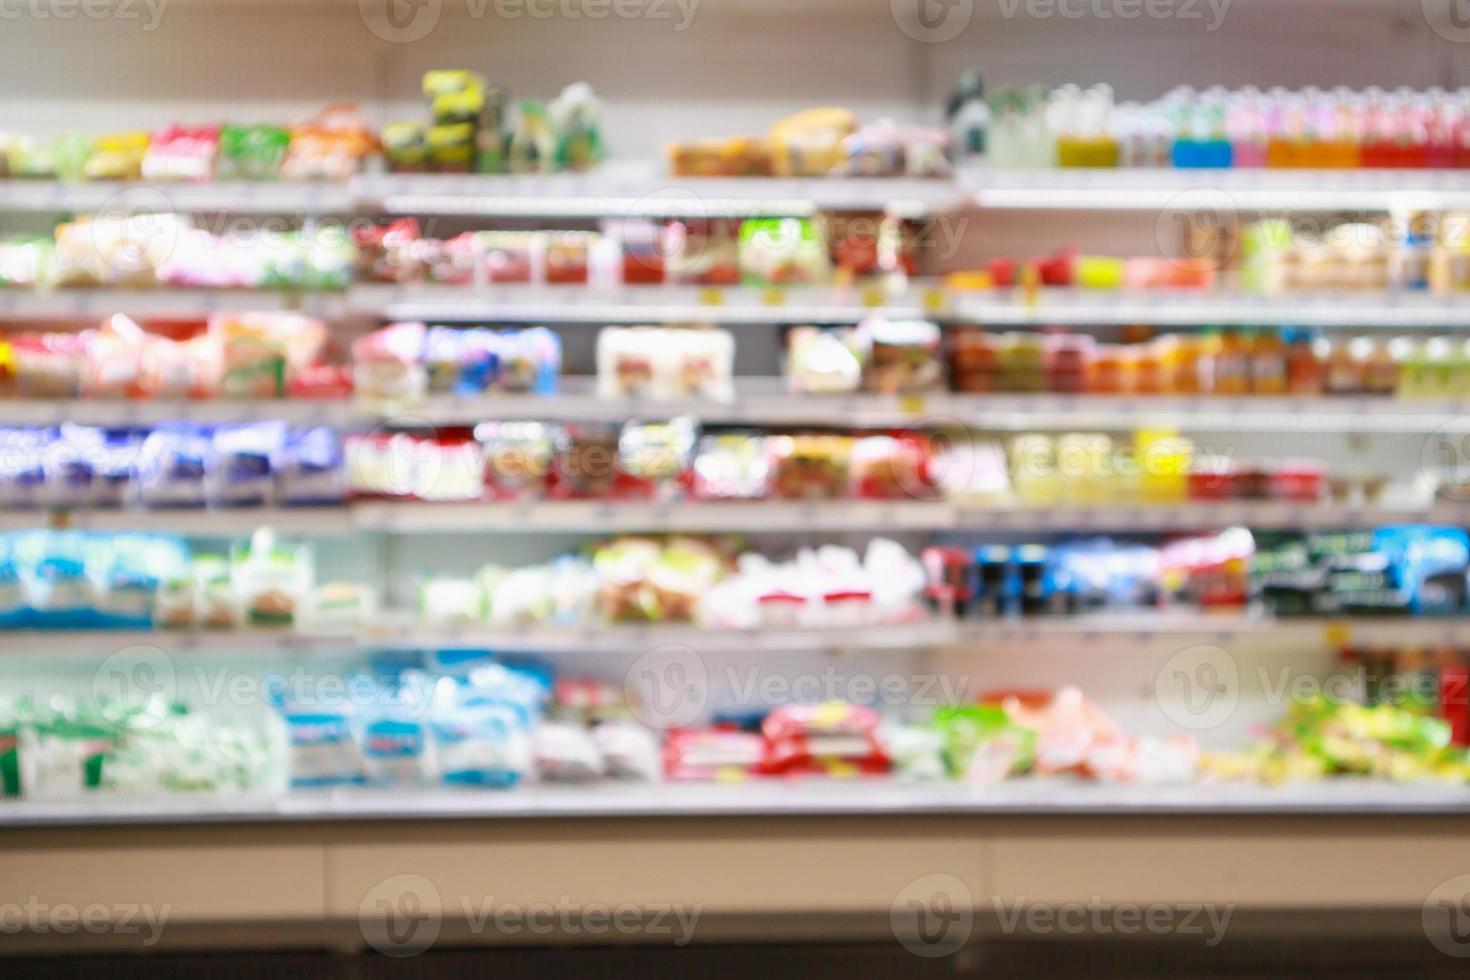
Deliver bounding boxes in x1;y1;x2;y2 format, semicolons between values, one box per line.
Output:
1249;329;1288;396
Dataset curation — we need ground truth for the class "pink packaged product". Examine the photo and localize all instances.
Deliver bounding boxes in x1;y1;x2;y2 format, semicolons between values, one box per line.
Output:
352;322;428;402
141;126;221;182
80;315;148;399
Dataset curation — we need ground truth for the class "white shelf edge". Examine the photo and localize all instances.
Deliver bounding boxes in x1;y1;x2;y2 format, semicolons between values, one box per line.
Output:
0;499;1461;536
8;614;1470;656
5;779;1470;828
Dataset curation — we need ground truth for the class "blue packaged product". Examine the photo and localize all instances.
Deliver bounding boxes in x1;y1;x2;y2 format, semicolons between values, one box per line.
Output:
93;429;144;508
504;327;560;395
212;422;287;507
138;425;212;508
356;673;438;787
88;534;191;629
455;328;501;395
42;425;95;509
1374;525;1470;614
433;703;531;788
0;537;25;627
271;691;366;788
13;530;94;628
278;427;345;506
0;429;48;509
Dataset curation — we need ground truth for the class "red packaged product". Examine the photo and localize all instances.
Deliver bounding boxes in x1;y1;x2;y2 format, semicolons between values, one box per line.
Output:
1271;462;1326;503
663;727;766;781
759;703;889;777
1033;248;1076;287
287;364;353;400
851;435;932;500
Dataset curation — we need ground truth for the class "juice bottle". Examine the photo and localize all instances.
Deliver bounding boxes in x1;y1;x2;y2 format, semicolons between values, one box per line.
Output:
1250;327;1288;395
1168;334;1204;394
1136;428;1193;503
1227;88;1269;168
1088;344;1126;394
1057;433;1111;505
1359;337;1399;395
1210;328;1250;395
1133;340;1164;395
1011;434;1062;507
1285;328;1324;396
1322;337;1365;395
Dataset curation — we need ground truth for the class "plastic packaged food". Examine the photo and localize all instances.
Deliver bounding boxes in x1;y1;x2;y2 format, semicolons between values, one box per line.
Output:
596;326;734;402
739;218;830;285
352;322;429;403
549;423;621;500
476;421;555;500
691;433;770;501
859;317;944;393
786;326;864;395
231;527;312;627
617;419;697;501
533;721;605;782
663;728;766;781
767;435;852;500
137;425;212;508
211;422;286;507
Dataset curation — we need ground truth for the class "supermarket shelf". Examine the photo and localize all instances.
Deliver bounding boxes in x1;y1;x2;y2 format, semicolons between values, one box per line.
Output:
9;169;1468;220
353;499;1464;534
10;387;1470;433
390;383;1470;432
0;398;357;426
0;180;355;214
0;506;353;536
946;288;1470;328
0;282;1462;328
5;779;1470;828
12;614;1470;658
363;619;955;654
352;282;1470;328
356;168;964;218
0;498;1462;538
961;167;1470;211
0;627;356;655
0;289;347;320
0;621;954;657
350;282;932;323
350;499;959;533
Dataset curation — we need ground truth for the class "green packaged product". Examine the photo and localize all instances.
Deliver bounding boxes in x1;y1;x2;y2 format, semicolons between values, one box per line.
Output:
218;125;291;181
933;704;1036;782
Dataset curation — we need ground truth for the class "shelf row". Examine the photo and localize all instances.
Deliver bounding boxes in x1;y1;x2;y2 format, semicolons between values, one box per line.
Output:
6;385;1470;432
8;168;1470;216
4;284;1470;327
1;498;1464;536
6;779;1470;828
7;612;1470;655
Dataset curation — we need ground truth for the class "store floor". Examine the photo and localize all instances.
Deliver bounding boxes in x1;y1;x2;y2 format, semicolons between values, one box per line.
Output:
9;940;1468;980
